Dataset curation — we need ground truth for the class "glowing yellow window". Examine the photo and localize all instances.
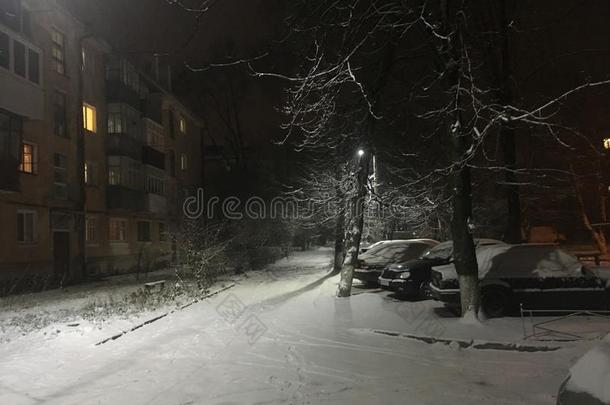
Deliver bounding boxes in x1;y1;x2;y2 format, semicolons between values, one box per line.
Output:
82;103;97;133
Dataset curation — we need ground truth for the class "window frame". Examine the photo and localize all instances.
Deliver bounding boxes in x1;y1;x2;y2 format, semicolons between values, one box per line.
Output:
86;216;97;243
18;141;37;174
109;218;128;242
51;28;65;75
17;209;37;243
82;103;97;133
53;153;68;200
180;153;188;171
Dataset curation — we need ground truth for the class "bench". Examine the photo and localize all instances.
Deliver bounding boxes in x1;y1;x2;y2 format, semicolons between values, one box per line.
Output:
144;280;166;293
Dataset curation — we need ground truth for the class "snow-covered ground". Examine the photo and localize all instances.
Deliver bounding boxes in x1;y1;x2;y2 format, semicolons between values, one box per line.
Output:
0;248;606;404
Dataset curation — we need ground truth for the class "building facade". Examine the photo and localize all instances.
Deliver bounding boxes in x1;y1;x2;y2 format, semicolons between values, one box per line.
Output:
0;0;204;289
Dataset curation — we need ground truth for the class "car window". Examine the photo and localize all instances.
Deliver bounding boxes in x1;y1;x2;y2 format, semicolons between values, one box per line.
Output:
374;246;406;260
421;241;453;260
398;243;429;261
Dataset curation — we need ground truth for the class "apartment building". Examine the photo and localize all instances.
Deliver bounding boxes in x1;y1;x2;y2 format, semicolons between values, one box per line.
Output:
0;0;204;289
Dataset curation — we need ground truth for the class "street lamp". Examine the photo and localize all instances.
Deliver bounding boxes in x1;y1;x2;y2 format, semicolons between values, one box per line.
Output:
604;138;610;150
357;149;365;157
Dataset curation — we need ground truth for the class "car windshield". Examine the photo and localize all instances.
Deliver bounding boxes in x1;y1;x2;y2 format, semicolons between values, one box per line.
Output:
371;245;408;260
421;241;453;260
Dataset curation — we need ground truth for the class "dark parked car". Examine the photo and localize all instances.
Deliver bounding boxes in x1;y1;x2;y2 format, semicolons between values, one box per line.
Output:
378;239;505;298
430;244;610;317
354;239;439;285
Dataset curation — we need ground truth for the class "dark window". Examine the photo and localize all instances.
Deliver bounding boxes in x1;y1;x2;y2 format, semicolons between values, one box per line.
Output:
13;40;25;77
53;153;68;200
0;110;22;159
51;30;65;75
137;221;151;242
28;49;39;83
0;32;9;69
54;91;68;137
17;211;37;243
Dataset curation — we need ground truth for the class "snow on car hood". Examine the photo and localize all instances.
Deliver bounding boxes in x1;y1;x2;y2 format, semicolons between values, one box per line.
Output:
431;244;583;280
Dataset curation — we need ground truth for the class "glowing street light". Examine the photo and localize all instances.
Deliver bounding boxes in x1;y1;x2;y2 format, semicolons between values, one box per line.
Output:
357;149;365;157
604;138;610;150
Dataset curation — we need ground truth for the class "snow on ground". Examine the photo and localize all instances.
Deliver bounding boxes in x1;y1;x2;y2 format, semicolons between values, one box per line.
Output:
565;335;610;403
0;247;606;404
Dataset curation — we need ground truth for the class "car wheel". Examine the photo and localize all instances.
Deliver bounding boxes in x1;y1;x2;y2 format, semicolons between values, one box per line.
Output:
481;287;511;318
419;281;432;299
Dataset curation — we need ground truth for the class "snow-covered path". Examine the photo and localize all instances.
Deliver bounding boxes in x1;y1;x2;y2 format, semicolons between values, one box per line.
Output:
0;249;595;404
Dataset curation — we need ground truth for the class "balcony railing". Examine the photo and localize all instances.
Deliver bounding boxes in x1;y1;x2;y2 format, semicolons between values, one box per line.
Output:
106;134;142;160
107;186;146;211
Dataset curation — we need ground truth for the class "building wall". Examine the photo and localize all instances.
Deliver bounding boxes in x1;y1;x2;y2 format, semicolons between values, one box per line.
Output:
0;0;204;286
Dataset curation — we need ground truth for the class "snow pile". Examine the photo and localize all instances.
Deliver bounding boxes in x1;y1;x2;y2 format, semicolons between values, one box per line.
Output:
565;336;610;403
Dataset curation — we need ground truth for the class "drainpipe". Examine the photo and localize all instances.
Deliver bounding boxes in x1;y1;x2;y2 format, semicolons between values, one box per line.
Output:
77;30;93;280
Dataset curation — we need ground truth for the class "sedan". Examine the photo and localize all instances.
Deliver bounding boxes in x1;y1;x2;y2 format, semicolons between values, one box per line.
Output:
378;239;505;298
430;244;610;317
353;239;439;286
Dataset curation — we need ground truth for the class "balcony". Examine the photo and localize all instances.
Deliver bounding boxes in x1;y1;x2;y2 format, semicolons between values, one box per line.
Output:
106;80;142;111
0;112;21;191
142;145;165;170
143;93;163;124
146;193;167;214
0;26;43;120
106;134;142;160
107;186;146;211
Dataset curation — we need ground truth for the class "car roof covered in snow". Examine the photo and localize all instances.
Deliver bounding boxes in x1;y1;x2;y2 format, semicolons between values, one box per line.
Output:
432;244;583;280
360;239;439;259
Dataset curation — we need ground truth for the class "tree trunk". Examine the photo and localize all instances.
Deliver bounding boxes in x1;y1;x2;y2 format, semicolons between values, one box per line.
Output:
332;203;346;275
441;0;480;317
450;157;480;317
337;153;370;297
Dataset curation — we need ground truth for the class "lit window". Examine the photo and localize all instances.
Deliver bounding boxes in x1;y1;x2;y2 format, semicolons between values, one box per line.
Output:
86;217;97;242
604;138;610;150
179;116;186;134
82;103;96;133
19;142;36;174
51;29;65;75
180;153;188;170
17;210;37;243
109;218;127;242
84;162;96;185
